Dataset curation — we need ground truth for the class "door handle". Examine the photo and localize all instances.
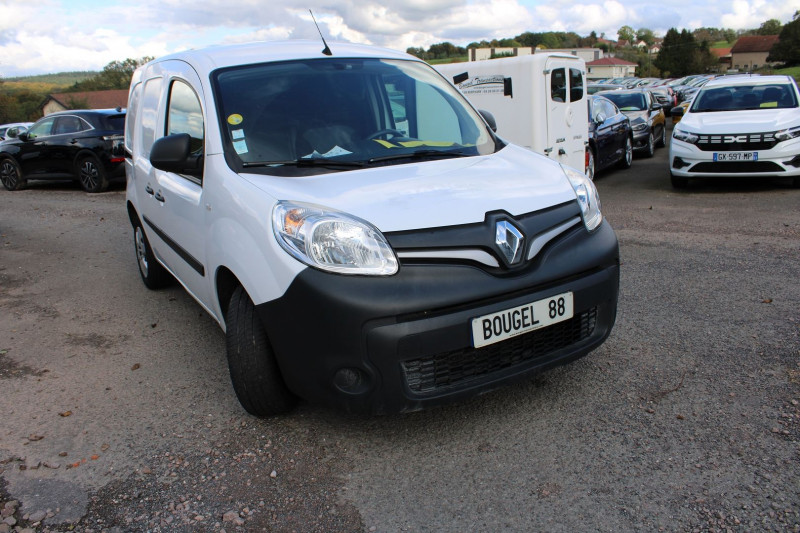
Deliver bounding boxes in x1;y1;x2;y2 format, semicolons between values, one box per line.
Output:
154;191;165;203
558;148;566;155
145;185;154;195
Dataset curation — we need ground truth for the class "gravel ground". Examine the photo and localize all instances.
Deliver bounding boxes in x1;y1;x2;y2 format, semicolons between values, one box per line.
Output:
1;141;798;532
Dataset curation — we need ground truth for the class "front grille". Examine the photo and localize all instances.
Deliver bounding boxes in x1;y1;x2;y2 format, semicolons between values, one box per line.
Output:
696;132;777;152
402;308;597;394
690;161;784;174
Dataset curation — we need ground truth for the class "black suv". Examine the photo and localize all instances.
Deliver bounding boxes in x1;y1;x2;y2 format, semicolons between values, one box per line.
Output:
0;109;125;193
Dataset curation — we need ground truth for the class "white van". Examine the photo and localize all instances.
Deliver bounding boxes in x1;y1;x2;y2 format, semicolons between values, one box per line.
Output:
436;53;588;173
124;40;619;415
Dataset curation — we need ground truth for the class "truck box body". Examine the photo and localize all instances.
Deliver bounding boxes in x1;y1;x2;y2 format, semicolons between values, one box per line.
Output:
436;53;588;173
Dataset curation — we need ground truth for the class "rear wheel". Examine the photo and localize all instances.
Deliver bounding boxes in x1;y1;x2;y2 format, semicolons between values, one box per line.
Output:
76;155;108;193
225;286;298;417
618;137;633;169
0;158;26;191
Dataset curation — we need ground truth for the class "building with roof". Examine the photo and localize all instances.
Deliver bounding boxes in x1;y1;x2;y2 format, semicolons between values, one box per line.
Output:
41;89;128;116
710;47;733;72
730;35;780;72
586;57;637;80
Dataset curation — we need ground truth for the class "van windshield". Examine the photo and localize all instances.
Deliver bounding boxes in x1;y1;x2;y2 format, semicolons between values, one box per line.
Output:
212;58;501;175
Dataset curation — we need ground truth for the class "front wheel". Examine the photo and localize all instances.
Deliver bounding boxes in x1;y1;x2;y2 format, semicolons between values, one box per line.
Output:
644;132;655;158
0;158;26;191
76;155;108;193
670;172;688;189
657;125;667;148
618;137;633;169
133;219;172;289
226;286;298;417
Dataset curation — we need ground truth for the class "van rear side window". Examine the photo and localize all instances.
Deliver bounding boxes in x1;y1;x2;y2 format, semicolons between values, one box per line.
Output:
570;68;584;102
551;69;566;103
140;77;163;158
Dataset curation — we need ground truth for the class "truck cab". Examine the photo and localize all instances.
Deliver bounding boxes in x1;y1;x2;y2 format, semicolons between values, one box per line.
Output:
436;53;588;174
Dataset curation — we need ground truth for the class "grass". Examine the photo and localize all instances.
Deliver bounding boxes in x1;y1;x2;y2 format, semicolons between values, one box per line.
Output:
426;56;468;65
774;65;800;82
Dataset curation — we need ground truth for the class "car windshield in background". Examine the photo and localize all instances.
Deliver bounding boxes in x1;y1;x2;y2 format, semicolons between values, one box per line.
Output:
601;92;646;111
212;58;499;175
690;84;798;113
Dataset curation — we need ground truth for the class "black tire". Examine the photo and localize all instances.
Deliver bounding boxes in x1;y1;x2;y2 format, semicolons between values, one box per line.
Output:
133;219;172;289
644;132;655;158
0;158;26;191
670;172;688;189
617;136;633;169
793;177;800;189
587;147;596;181
656;124;667;148
76;155;109;193
225;286;298;417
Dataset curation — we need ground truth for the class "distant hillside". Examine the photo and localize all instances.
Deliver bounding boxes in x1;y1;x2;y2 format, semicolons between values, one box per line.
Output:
4;71;99;85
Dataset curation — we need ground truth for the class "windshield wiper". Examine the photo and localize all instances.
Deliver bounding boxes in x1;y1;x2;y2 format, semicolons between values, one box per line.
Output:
368;149;470;164
243;158;366;169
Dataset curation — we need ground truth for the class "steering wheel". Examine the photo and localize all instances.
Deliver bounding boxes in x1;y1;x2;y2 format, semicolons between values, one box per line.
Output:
366;129;405;140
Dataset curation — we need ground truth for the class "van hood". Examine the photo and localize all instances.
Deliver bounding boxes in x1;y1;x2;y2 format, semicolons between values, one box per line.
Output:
680;108;800;134
239;144;578;233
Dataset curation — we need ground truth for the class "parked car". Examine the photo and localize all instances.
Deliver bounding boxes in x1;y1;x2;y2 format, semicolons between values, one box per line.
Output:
125;40;620;416
598;89;666;157
648;86;676;108
587;95;633;179
0;122;33;141
0;109;125;193
669;75;800;188
587;83;624;95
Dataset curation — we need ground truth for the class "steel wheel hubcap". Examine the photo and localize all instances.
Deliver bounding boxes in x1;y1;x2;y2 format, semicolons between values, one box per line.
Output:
135;227;149;277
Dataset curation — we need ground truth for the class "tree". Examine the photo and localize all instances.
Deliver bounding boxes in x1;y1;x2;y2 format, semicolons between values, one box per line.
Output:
636;28;656;45
757;19;783;35
653;28;683;76
768;11;800;65
67;57;153;92
617;25;635;44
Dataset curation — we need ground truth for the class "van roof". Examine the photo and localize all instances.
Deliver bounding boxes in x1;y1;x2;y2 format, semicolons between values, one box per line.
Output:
144;40;417;73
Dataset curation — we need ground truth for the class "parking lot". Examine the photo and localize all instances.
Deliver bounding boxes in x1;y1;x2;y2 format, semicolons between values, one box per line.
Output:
1;140;799;532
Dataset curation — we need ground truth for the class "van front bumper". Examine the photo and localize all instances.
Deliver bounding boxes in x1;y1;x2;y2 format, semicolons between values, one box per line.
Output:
257;221;620;414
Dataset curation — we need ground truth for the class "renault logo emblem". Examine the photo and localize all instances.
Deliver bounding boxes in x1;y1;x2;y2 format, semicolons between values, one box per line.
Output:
495;220;524;265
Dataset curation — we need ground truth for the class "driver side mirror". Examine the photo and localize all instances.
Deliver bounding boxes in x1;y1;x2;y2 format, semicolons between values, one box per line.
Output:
17;132;30;141
150;133;203;177
479;110;497;132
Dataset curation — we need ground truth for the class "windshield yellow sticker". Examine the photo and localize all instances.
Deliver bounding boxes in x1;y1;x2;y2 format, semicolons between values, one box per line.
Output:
227;114;243;125
760;102;777;108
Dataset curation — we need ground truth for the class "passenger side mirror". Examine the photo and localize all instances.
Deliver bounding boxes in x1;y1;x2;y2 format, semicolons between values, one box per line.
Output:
670;106;685;118
17;132;30;141
479;110;497;132
150;133;202;177
595;113;607;124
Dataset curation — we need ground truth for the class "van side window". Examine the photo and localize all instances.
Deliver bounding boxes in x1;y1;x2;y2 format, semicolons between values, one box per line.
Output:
125;83;141;153
141;77;163;158
167;80;204;156
551;69;566;103
569;68;583;102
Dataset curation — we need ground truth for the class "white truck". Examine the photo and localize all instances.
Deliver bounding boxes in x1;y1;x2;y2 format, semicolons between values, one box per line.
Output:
436;53;588;173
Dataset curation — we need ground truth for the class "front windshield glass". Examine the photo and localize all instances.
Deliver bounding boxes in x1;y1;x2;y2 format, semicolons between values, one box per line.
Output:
690;83;798;112
600;92;646;111
212;58;500;175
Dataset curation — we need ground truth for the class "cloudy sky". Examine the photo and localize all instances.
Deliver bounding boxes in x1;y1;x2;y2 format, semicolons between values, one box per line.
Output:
1;0;798;77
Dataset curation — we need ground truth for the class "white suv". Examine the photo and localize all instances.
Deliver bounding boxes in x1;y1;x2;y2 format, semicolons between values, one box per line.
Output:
669;75;800;188
124;40;620;415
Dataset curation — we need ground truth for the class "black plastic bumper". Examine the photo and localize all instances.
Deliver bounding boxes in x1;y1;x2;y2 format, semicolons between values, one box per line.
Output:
257;221;620;414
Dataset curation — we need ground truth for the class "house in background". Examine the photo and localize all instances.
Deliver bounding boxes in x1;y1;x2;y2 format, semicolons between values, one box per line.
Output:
40;89;128;116
729;35;780;72
710;47;733;72
586;57;637;80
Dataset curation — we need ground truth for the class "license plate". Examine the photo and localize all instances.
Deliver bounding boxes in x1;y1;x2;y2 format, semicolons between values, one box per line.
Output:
713;152;758;162
471;292;573;348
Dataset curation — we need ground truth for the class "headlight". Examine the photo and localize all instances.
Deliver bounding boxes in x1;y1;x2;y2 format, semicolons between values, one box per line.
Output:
775;126;800;142
272;201;398;275
632;122;648;132
672;128;699;144
563;164;602;231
